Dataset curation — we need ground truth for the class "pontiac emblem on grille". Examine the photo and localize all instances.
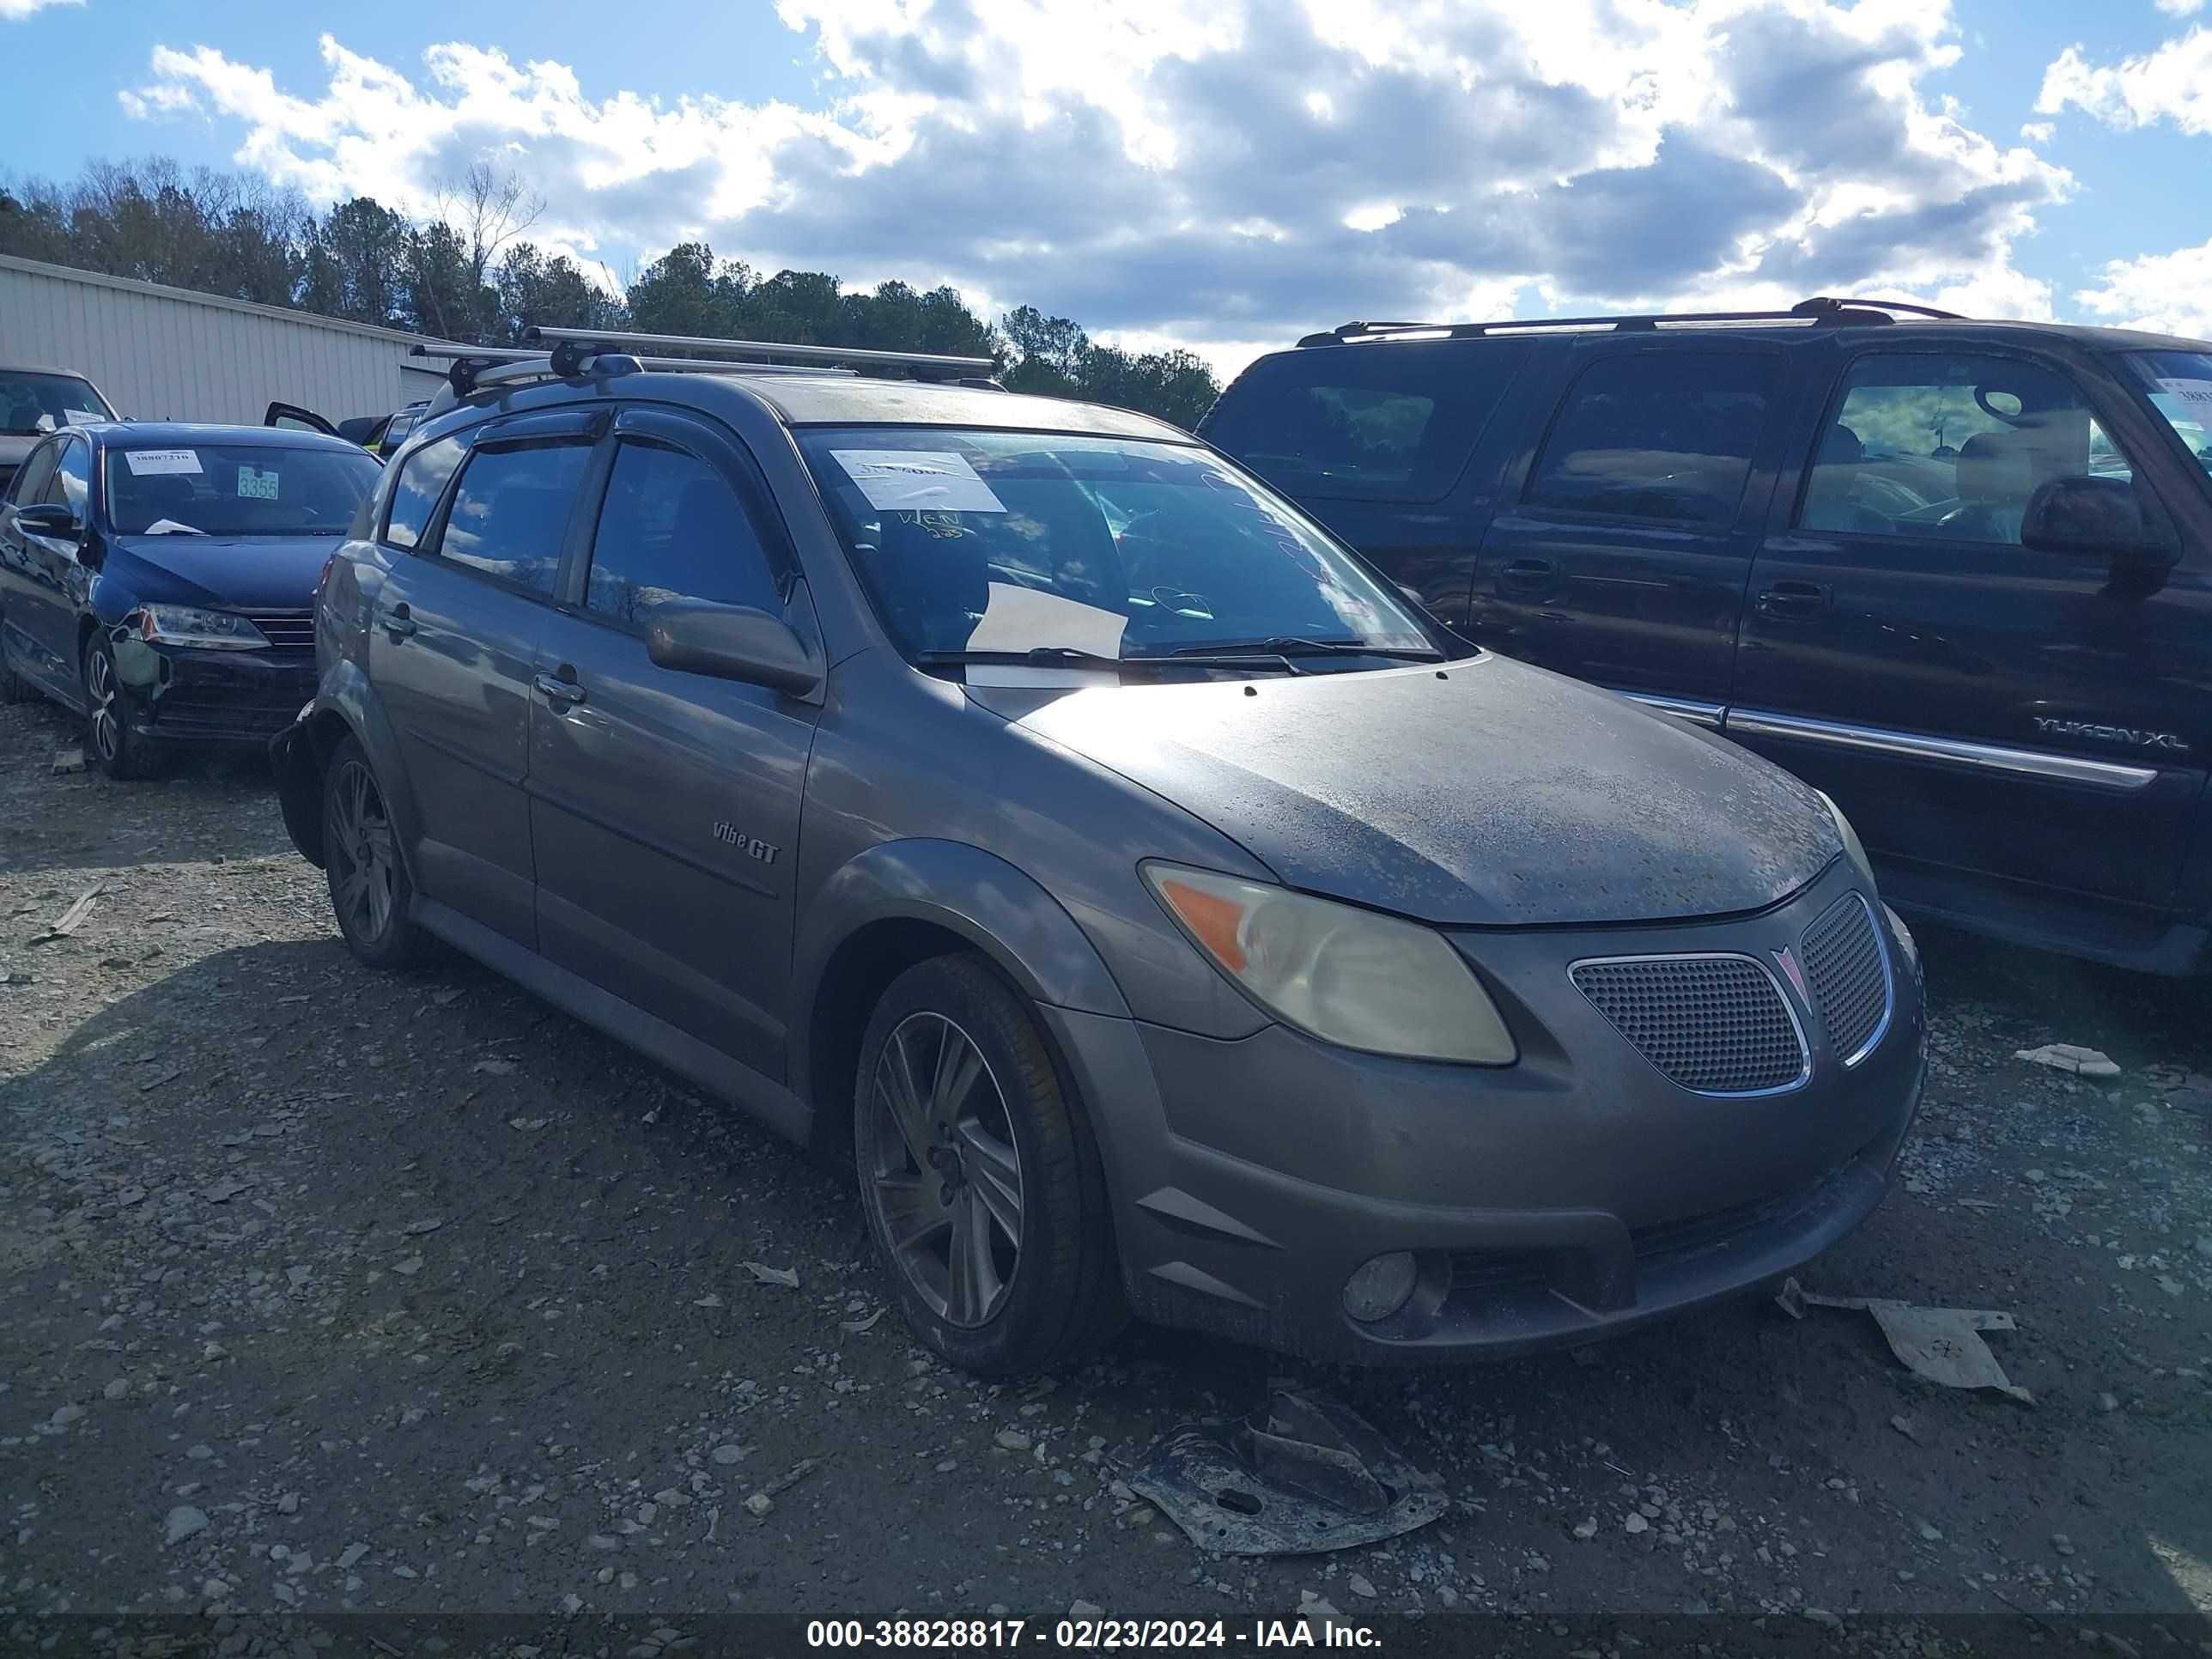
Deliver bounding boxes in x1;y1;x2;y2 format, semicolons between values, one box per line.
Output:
1772;945;1809;1002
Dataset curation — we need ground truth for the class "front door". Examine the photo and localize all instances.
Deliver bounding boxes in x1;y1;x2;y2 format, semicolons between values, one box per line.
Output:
368;413;597;947
1;434;96;700
1468;348;1795;722
1730;346;2209;921
527;407;819;1082
264;402;339;438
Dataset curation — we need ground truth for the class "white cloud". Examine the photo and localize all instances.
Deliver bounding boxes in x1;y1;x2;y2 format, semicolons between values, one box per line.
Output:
119;2;2070;352
2020;120;2055;143
0;0;82;19
2076;240;2212;340
2155;0;2203;17
2038;27;2212;134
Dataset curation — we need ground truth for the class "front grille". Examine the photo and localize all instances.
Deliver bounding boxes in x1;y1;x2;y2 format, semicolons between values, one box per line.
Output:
1570;955;1806;1095
244;611;316;653
1801;894;1889;1065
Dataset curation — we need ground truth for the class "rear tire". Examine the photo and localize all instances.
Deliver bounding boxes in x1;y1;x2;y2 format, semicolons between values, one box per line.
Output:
322;735;435;969
82;635;159;780
854;954;1126;1375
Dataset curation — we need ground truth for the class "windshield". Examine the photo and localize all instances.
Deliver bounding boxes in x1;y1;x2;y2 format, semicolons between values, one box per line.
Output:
106;442;382;537
0;373;113;435
794;428;1438;670
2125;351;2212;477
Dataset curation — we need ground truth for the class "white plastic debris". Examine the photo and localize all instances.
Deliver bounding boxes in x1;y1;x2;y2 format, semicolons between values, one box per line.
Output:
2014;1043;2120;1078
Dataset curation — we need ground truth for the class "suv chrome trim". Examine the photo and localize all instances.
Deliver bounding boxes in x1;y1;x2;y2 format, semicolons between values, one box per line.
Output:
1567;951;1813;1098
1620;691;1723;729
1725;708;2159;793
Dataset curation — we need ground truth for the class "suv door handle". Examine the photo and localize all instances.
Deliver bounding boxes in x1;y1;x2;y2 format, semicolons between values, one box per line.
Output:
378;604;416;641
1499;557;1557;592
533;672;587;708
1757;580;1832;620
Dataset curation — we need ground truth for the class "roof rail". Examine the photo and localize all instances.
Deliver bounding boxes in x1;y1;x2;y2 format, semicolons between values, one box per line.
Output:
1294;294;1965;347
524;325;996;380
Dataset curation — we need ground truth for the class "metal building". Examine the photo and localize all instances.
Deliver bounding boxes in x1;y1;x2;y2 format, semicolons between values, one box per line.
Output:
0;253;465;426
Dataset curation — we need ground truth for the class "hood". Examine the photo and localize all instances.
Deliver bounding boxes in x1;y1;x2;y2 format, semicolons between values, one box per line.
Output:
105;534;337;612
991;654;1840;927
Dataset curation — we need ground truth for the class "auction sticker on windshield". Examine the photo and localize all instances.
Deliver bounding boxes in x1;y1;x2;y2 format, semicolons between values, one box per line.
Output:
834;450;1007;513
123;449;204;476
2156;379;2212;411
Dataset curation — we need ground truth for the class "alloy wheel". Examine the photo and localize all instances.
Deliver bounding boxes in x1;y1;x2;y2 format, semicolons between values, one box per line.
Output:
865;1011;1024;1328
327;759;399;942
85;647;122;764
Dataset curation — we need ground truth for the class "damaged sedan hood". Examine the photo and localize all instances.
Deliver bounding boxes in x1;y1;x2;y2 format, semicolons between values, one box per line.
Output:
993;653;1839;927
106;533;336;612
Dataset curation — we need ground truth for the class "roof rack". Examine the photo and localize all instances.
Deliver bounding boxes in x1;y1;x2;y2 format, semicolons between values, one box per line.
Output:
526;325;996;380
1295;295;1965;347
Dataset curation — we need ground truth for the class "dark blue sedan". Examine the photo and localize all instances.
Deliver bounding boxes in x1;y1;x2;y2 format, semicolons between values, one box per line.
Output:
0;422;382;777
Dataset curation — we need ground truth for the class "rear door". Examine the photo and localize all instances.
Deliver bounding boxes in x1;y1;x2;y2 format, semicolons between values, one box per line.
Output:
1198;340;1528;623
368;409;599;947
526;405;819;1081
1468;346;1795;723
1730;345;2207;921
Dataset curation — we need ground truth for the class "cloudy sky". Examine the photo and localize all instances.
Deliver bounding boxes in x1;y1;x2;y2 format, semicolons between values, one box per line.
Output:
6;0;2211;374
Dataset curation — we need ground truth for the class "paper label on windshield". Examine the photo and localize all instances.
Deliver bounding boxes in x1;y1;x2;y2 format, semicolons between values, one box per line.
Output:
236;465;281;501
833;449;1006;514
123;449;203;477
2154;378;2212;415
962;582;1127;691
63;410;103;427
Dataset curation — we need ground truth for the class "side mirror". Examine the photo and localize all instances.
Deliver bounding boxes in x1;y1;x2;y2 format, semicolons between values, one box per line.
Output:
2021;476;2177;568
14;502;82;541
646;598;822;697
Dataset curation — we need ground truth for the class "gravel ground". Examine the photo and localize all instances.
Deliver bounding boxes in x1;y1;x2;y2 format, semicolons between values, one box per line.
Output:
3;692;2210;1640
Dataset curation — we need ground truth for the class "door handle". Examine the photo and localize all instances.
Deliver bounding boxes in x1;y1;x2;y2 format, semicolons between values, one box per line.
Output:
378;603;416;641
1499;557;1557;592
1757;580;1832;620
533;672;587;708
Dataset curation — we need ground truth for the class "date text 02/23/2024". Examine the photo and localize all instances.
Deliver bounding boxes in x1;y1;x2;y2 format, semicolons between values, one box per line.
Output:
804;1619;1382;1650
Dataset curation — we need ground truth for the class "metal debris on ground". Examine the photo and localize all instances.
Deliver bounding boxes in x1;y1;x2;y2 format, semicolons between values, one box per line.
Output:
1776;1277;2033;1404
29;884;105;945
2014;1042;2121;1078
838;1308;885;1334
1127;1380;1447;1557
741;1261;799;1288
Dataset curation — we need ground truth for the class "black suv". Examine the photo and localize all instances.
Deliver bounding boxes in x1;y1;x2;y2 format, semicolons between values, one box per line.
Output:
1201;297;2212;975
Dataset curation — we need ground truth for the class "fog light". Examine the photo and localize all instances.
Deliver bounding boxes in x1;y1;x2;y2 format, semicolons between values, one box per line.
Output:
1342;1251;1419;1323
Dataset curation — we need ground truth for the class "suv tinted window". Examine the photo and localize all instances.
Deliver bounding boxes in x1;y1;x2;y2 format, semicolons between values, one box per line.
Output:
582;441;781;623
1525;352;1774;525
436;441;590;596
1202;341;1526;503
384;434;465;550
1802;354;2132;544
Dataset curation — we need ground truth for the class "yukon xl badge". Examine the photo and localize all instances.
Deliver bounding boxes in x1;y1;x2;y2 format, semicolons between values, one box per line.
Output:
2033;716;2190;754
713;821;781;864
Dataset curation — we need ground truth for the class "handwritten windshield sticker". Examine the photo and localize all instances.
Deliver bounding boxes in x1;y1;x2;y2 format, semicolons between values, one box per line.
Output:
123;449;204;477
834;450;1007;514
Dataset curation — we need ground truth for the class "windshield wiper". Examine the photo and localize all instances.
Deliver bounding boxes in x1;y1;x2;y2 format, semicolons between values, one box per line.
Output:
916;646;1304;676
1171;635;1443;662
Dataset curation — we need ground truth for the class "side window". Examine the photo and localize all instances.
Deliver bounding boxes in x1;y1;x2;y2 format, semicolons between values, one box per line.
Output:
51;438;91;517
1801;354;2127;545
1525;353;1775;525
1201;340;1528;502
382;434;465;550
581;440;781;623
434;441;592;597
9;441;58;507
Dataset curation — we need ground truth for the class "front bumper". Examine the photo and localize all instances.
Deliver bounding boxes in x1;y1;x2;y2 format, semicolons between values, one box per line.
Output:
1050;860;1928;1364
113;639;318;745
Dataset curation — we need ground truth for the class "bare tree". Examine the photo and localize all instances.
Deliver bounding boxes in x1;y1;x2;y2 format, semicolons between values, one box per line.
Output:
438;161;545;290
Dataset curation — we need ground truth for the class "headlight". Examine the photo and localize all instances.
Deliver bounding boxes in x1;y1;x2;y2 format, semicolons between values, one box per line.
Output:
1817;790;1874;884
1142;862;1517;1064
137;605;270;650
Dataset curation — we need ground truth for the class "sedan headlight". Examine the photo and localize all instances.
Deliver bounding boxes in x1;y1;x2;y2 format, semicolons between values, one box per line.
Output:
1142;862;1516;1064
137;605;270;650
1817;789;1874;884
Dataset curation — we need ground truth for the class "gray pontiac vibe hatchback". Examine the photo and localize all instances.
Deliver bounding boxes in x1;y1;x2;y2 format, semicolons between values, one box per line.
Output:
269;333;1928;1375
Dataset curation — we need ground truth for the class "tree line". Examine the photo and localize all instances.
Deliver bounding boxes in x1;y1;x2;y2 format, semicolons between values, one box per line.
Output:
0;158;1221;428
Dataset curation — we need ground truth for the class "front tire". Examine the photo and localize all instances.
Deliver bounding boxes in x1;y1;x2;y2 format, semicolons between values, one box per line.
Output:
82;635;159;779
322;735;434;969
854;955;1125;1375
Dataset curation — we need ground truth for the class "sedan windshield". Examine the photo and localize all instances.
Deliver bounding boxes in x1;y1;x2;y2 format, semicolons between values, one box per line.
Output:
0;372;112;435
795;428;1439;669
106;442;382;537
2124;351;2212;477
